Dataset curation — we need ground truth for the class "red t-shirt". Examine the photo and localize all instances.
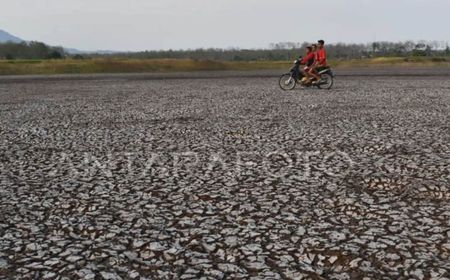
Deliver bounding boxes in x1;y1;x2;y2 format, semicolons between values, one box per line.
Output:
317;48;327;66
301;52;315;66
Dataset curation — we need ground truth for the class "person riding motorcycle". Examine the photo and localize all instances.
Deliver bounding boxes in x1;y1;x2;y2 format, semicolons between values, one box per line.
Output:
299;46;315;83
310;40;327;84
279;40;333;90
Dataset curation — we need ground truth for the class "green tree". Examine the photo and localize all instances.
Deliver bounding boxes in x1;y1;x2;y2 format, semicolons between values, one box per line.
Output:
48;50;63;59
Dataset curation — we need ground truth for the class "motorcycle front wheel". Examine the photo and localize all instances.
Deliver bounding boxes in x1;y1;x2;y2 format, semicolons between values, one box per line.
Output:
279;74;296;91
317;73;333;90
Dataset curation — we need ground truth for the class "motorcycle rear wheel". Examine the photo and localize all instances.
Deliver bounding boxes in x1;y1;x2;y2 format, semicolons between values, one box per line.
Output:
279;74;296;91
317;73;333;90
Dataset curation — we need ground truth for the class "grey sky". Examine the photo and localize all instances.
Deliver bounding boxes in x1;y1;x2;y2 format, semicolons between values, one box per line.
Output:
1;0;449;51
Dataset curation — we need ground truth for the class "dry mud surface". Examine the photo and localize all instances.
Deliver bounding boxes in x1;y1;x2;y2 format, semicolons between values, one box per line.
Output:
0;72;449;279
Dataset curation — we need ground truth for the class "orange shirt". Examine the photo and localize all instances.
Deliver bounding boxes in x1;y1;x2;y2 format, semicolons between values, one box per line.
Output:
314;51;319;62
317;48;327;66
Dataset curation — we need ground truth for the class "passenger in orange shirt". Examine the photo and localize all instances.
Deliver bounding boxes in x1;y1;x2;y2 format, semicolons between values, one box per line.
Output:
316;40;327;68
310;40;328;83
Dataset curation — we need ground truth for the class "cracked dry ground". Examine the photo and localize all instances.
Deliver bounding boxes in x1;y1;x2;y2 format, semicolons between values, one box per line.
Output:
0;74;449;280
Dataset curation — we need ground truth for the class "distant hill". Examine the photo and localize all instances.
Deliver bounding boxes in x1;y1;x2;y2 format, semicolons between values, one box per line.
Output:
0;29;118;55
0;29;23;43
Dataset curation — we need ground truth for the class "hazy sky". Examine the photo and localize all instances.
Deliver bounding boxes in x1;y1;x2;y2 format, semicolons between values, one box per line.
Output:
1;0;449;51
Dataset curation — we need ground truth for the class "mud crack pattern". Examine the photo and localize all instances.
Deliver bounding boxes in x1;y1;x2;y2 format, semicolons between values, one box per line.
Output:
0;74;449;279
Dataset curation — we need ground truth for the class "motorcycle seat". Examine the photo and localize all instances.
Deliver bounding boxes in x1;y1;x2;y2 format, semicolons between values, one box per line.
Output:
318;67;331;74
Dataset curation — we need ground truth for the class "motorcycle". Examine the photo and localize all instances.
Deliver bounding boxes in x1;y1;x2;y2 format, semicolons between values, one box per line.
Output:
279;57;334;90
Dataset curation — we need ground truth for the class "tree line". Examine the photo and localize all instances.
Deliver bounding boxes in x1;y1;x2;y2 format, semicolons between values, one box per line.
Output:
104;40;450;61
1;40;449;61
0;41;65;60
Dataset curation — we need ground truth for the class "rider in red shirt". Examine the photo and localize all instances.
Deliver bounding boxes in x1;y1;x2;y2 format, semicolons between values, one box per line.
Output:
300;45;316;82
301;47;315;69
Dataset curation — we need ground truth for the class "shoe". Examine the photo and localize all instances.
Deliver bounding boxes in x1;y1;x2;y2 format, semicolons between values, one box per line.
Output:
312;78;323;85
